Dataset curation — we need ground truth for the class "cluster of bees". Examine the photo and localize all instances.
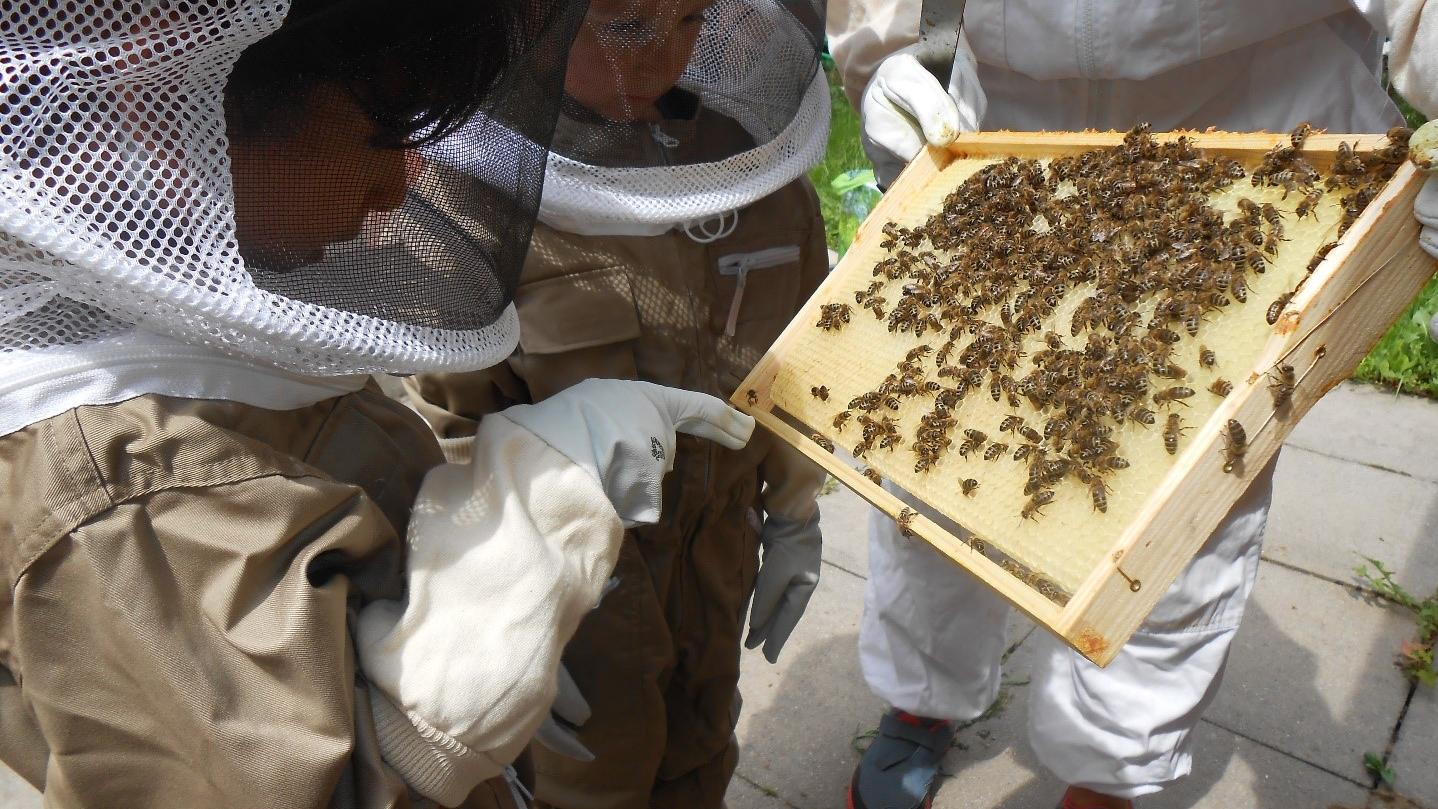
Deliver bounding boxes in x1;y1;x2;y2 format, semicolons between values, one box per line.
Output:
811;124;1409;532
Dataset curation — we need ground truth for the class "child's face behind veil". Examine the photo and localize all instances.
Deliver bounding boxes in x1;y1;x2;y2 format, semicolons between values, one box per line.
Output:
563;0;717;123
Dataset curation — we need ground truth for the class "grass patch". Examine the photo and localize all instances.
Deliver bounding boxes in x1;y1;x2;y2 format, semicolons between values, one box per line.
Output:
808;65;868;257
1355;557;1438;686
1353;273;1438;397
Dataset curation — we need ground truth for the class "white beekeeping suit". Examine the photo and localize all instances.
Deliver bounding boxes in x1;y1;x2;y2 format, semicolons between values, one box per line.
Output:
828;0;1404;801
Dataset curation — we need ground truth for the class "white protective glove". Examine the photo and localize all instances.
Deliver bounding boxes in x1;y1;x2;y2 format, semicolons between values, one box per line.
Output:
744;512;822;663
860;42;987;187
357;381;751;805
502;378;755;527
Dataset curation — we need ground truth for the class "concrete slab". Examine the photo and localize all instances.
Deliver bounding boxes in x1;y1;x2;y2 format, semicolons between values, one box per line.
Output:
1265;444;1438;597
1206;562;1414;783
0;769;39;809
1390;682;1438;807
1286;382;1438;484
933;719;1372;809
1148;721;1371;809
817;483;872;579
932;626;1062;809
726;773;791;809
734;563;882;809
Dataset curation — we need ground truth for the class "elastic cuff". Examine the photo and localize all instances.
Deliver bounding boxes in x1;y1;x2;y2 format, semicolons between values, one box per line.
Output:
369;689;501;807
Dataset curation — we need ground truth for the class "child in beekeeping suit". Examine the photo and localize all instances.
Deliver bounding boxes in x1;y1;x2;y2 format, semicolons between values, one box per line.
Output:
824;1;1430;808
403;1;831;807
0;2;754;807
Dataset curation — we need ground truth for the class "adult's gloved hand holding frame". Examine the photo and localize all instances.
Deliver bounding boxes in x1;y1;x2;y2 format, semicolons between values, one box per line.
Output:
731;130;1436;666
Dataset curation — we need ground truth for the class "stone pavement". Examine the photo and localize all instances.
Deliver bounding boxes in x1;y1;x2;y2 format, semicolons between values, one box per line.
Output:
0;383;1434;808
729;381;1438;809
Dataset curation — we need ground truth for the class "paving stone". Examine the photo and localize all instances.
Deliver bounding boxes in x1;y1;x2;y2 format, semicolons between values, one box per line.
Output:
1206;562;1414;783
725;773;791;809
1147;721;1371;809
1390;682;1438;807
817;483;872;579
0;768;39;809
1265;444;1438;596
932;627;1064;809
1286;382;1438;484
735;564;882;809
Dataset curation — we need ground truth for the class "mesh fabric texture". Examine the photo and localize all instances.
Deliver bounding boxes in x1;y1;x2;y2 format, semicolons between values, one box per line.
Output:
1;0;586;375
537;0;829;236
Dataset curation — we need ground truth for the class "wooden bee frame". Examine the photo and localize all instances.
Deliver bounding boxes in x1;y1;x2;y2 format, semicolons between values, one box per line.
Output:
733;132;1434;666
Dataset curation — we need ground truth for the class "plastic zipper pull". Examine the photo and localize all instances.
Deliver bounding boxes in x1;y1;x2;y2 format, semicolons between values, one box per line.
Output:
717;246;802;337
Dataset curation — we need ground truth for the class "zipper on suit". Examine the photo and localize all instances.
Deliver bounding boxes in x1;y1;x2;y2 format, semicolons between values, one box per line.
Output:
716;246;803;337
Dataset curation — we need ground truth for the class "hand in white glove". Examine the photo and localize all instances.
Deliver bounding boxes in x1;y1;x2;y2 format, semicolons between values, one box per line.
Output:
744;512;822;663
860;43;987;187
502;379;755;527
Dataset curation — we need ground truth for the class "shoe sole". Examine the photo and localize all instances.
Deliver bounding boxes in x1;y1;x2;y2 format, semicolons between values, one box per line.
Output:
846;784;934;809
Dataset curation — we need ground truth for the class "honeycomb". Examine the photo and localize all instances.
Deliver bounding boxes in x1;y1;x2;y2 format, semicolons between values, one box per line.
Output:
768;127;1406;595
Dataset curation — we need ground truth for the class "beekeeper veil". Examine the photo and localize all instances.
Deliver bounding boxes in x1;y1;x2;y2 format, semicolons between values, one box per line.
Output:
540;0;829;238
0;0;587;376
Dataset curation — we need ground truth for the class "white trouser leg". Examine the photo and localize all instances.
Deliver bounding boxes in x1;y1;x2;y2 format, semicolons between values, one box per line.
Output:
1026;456;1276;800
859;507;1012;721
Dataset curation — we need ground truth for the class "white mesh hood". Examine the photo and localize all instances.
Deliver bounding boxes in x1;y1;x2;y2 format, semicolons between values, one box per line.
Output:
537;0;828;237
0;1;585;378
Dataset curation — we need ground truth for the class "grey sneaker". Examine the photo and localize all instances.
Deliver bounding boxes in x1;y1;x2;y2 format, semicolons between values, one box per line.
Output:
847;710;957;809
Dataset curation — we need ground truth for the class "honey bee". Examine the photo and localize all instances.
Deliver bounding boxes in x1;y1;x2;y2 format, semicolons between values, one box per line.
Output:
1296;188;1323;219
1098;455;1130;472
959;429;987;457
984;442;1009;462
1198;345;1216;368
999;415;1026;434
833;410;853;430
960;478;979;497
1208;378;1234;397
1153;386;1195;408
1021;490;1055;522
1089;478;1108;513
1163;412;1187;455
1290;122;1314;150
1267;291;1294;326
1221;418;1248;473
810;433;835;453
811;385;829;401
1269;364;1296;408
1130;407;1157;426
817;302;852;331
1019;425;1043;444
1307;241;1338;274
897;507;917;537
746;389;758;406
862;467;883;485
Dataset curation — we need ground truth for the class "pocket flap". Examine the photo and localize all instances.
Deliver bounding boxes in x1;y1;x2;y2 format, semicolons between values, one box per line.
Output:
515;267;642;355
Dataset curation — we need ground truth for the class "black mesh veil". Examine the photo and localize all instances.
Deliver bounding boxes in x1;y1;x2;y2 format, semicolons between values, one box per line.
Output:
0;0;591;374
536;0;828;236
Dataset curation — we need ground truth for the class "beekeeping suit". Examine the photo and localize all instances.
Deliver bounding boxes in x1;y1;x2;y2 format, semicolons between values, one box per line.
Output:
826;0;1404;801
403;3;830;807
0;2;752;807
